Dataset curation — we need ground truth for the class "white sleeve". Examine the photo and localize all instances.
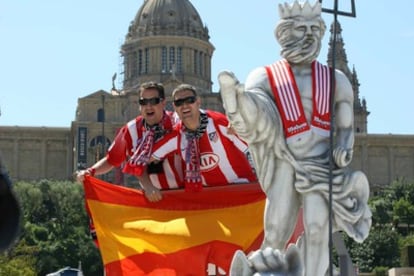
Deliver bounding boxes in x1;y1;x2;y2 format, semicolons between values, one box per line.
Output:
152;136;178;161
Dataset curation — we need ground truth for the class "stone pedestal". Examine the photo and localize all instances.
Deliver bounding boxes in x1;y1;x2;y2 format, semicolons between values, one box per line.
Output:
388;267;414;276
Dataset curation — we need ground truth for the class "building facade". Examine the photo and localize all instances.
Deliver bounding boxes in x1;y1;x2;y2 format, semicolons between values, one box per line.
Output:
0;0;413;190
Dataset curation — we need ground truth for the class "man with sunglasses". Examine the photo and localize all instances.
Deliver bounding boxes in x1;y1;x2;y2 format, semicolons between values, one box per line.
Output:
148;84;257;192
76;81;181;202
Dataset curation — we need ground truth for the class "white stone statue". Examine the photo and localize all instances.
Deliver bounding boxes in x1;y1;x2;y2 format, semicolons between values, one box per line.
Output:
218;1;372;275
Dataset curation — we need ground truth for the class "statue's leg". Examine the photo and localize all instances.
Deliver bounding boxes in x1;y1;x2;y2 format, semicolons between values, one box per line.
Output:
261;161;300;250
303;192;329;276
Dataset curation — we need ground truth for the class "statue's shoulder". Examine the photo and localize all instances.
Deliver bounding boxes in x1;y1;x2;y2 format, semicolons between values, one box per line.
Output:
245;66;272;92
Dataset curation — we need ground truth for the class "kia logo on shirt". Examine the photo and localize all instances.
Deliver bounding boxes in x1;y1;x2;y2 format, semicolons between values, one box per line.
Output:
200;153;219;171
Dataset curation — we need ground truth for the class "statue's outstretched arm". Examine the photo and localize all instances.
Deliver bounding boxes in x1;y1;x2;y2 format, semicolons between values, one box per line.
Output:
218;69;278;144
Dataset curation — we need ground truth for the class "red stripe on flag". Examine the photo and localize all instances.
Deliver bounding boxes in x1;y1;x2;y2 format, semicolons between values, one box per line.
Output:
105;241;240;276
84;176;265;210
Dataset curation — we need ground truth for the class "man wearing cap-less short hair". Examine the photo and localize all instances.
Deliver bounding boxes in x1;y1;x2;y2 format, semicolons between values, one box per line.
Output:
76;81;181;202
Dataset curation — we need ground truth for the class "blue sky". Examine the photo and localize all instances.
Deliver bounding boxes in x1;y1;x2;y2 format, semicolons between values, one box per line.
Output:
1;1;413;134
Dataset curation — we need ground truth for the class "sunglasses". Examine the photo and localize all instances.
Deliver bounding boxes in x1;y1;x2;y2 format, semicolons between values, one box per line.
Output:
139;97;163;106
173;96;197;107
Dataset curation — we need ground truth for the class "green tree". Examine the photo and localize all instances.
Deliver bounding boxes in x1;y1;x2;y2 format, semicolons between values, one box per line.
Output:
5;179;103;275
347;225;400;272
370;197;393;226
389;180;414;203
344;179;414;272
393;198;414;234
0;254;36;276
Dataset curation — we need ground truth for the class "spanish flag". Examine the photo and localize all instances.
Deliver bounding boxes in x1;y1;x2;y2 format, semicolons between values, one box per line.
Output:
83;176;267;276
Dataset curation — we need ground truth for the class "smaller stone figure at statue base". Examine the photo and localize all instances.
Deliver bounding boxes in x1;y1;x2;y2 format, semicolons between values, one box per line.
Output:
230;244;303;276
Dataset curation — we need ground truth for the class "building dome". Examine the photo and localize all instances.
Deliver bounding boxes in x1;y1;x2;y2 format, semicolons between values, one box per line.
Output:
121;0;215;95
126;0;209;42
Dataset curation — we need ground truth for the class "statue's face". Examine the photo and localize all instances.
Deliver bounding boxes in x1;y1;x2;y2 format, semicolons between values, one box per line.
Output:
280;18;322;64
293;20;322;51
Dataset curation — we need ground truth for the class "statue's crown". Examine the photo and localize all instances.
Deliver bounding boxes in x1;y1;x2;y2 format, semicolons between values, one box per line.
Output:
278;0;321;20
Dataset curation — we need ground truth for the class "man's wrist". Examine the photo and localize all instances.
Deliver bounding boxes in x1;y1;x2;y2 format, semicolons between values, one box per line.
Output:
87;167;96;176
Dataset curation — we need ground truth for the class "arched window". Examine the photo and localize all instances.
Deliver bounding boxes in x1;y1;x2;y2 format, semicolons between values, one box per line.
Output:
89;135;111;161
89;135;111;148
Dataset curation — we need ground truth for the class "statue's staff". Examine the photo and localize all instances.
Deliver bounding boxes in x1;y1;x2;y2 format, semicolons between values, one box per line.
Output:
320;1;357;275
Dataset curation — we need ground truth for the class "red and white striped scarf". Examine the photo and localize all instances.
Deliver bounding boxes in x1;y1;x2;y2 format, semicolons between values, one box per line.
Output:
265;59;332;142
183;112;208;192
123;112;171;176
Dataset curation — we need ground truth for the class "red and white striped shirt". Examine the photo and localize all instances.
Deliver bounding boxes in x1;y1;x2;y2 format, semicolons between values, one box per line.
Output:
151;110;257;188
106;112;182;190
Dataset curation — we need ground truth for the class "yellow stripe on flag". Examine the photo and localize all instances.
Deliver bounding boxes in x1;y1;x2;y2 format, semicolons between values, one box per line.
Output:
87;198;265;265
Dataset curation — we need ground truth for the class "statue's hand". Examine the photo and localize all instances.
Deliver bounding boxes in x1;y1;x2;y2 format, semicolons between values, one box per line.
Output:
218;71;243;114
333;147;353;168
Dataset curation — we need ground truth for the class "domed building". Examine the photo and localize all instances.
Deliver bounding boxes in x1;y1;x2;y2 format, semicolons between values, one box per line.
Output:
122;0;214;94
0;0;413;190
71;0;223;185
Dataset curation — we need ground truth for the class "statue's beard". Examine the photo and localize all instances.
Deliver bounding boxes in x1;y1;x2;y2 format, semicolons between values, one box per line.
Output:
280;37;321;64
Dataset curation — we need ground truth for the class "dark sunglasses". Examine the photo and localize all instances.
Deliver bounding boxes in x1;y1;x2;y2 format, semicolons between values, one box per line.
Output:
173;96;197;107
139;97;163;106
